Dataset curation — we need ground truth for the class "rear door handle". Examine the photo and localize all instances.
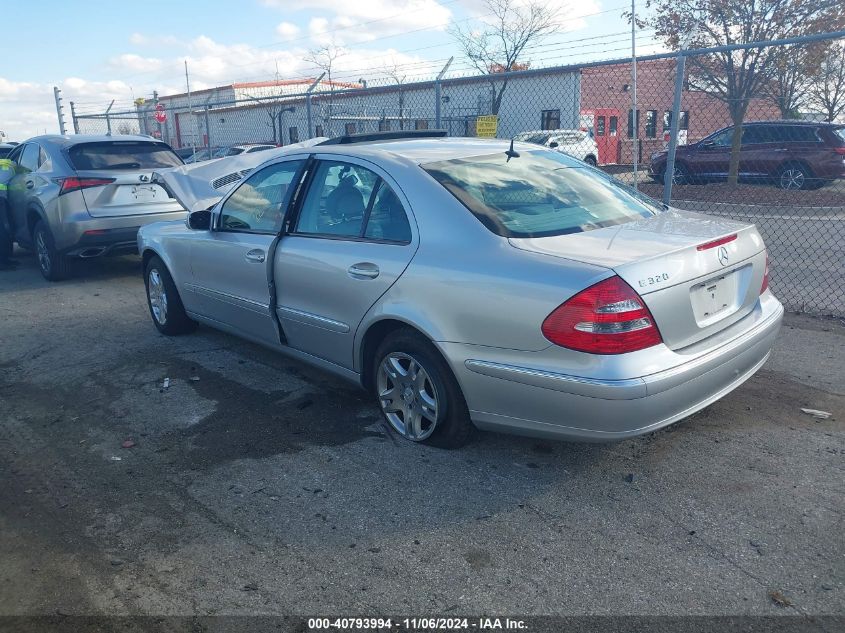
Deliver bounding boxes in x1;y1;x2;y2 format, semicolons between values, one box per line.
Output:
245;249;266;263
348;263;380;279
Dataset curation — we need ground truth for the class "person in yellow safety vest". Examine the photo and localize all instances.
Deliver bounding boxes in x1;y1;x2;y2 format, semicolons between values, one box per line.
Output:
0;157;17;268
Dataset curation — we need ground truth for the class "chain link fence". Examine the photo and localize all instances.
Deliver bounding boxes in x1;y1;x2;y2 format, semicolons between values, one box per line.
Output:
71;34;845;316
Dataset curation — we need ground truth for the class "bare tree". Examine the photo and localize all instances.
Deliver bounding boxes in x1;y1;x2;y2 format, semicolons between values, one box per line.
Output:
642;0;844;184
764;43;826;118
304;43;345;135
384;58;408;130
450;0;559;116
809;42;845;122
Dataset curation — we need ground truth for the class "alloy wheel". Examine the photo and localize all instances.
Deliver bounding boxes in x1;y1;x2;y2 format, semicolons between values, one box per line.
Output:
780;168;805;190
377;352;439;441
35;230;51;274
671;166;687;185
148;269;168;325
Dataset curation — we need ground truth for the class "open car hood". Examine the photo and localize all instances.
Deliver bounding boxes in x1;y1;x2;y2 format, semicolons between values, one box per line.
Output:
151;138;326;213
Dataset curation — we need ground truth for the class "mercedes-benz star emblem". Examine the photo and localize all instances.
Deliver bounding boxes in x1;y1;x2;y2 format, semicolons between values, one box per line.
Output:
717;246;729;267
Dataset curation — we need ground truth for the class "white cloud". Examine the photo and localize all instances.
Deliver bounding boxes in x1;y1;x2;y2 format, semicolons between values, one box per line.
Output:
108;54;164;73
265;0;452;45
276;21;300;39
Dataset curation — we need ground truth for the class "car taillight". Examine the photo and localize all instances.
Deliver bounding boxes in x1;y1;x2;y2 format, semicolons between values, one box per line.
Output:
57;177;115;195
833;147;845;156
760;253;770;294
541;276;663;354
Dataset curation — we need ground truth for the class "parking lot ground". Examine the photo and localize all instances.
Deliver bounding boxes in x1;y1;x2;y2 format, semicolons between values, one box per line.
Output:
0;251;843;622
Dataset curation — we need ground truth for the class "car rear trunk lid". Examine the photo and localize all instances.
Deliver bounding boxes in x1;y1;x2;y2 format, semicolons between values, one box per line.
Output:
510;209;768;350
75;170;182;217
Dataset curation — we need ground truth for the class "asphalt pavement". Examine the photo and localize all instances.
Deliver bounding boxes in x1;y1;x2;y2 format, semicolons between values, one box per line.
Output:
0;250;842;625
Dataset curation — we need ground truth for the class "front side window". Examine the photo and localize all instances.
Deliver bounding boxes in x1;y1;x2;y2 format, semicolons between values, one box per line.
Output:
218;159;305;234
295;160;411;243
68;141;182;170
423;150;659;239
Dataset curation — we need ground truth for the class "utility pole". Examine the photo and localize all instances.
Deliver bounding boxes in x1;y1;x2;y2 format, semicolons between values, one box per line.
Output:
630;0;639;189
53;87;67;135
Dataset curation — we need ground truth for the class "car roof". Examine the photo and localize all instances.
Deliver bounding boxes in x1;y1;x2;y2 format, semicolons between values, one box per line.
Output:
311;137;547;165
744;120;842;128
22;134;167;148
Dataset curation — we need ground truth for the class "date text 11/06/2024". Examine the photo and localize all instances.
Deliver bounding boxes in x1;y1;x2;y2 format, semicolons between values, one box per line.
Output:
307;617;529;630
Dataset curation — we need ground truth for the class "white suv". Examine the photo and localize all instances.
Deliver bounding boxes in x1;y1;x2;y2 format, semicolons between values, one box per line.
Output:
514;129;598;166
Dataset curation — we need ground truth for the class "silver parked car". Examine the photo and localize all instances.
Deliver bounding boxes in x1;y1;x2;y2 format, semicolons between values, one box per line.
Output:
4;135;185;280
138;132;783;448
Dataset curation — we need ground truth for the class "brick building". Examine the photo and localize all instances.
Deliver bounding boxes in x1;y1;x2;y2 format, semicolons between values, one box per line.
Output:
579;59;781;164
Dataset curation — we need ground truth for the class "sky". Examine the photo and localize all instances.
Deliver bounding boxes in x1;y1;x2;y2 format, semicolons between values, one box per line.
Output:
0;0;663;141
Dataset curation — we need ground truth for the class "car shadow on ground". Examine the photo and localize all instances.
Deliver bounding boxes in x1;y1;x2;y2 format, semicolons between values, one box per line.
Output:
0;250;142;294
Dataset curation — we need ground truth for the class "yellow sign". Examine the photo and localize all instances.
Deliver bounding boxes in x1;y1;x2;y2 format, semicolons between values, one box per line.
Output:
475;115;498;138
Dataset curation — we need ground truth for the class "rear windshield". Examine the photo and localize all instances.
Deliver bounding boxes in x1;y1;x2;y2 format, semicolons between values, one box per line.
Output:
68;141;183;170
423;150;660;238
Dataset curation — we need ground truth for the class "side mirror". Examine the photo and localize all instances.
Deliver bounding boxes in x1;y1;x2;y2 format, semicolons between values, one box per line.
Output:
187;209;211;231
549;141;559;149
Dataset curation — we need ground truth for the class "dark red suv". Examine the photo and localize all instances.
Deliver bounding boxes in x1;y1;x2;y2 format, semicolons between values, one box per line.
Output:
649;121;845;190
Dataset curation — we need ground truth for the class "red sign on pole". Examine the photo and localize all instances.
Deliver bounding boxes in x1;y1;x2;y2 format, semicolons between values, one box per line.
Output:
154;103;167;124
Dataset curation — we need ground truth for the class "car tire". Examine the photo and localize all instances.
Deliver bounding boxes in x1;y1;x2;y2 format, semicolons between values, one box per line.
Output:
144;255;197;336
777;162;812;190
584;155;598;167
33;220;71;281
373;329;474;449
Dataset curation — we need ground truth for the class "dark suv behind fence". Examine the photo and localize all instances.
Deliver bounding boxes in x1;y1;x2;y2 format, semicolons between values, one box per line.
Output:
649;121;845;190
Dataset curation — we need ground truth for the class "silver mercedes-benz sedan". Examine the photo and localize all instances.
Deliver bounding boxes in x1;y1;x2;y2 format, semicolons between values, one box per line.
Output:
138;132;783;448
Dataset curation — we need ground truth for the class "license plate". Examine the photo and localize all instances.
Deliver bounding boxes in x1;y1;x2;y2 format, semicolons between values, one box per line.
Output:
131;185;158;202
690;272;738;325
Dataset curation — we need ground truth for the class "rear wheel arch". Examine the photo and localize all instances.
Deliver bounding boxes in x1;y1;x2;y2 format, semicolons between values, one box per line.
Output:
26;206;46;238
359;318;441;393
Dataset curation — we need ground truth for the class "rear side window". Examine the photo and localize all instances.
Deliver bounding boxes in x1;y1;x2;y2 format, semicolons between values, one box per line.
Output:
19;144;40;173
68;141;183;170
834;127;845;143
423;150;659;239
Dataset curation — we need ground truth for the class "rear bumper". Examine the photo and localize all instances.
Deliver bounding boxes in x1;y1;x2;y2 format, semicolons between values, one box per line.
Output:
53;209;187;255
444;292;784;442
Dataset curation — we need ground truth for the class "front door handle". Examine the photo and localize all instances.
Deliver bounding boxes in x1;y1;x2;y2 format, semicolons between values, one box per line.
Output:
25;180;34;189
348;262;380;279
245;249;266;263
